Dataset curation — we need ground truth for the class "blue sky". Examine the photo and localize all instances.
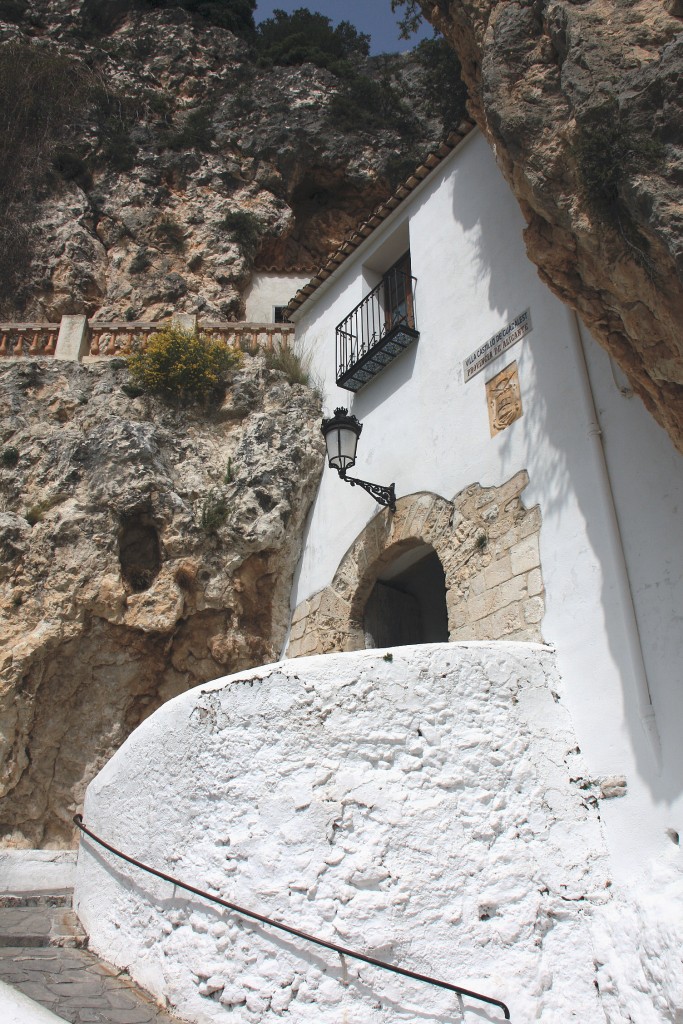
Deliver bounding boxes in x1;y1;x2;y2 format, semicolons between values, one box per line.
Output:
254;1;433;55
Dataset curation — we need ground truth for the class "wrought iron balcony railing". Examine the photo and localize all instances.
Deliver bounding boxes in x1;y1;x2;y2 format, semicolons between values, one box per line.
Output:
336;267;419;392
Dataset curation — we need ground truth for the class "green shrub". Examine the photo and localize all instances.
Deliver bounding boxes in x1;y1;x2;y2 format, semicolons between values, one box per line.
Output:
200;488;229;532
1;446;19;468
255;8;369;74
264;342;313;388
163;105;215;151
162;0;255;34
99;128;138;172
220;210;263;259
576;114;664;215
121;382;145;398
413;37;468;130
575;108;664;271
52;148;92;189
128;324;241;399
381;149;424;189
82;0;256;36
229;86;255;119
390;0;424;38
0;44;95;311
330;75;418;136
0;0;28;24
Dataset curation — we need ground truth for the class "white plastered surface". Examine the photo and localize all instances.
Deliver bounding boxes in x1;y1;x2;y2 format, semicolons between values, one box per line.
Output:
73;642;663;1023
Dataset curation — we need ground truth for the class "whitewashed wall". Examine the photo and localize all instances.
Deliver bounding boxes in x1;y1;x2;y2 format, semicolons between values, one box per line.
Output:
244;273;311;322
289;130;683;884
76;643;636;1024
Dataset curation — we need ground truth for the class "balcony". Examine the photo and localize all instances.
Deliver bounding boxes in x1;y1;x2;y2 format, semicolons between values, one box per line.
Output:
335;265;419;392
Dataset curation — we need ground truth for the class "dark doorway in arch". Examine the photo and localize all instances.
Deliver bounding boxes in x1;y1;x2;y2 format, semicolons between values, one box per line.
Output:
363;545;448;649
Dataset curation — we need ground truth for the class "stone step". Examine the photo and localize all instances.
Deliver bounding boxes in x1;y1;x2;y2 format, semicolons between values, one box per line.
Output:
0;946;182;1023
0;904;86;949
0;890;73;910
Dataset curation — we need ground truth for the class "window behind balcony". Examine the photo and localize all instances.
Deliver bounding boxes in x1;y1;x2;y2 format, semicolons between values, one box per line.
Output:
335;246;419;392
383;251;414;331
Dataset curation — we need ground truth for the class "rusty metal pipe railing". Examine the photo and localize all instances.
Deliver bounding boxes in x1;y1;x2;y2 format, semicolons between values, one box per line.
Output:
74;815;510;1020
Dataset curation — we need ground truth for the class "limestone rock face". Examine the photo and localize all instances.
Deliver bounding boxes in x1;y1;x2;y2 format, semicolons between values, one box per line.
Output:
0;1;454;323
418;0;683;451
0;358;323;847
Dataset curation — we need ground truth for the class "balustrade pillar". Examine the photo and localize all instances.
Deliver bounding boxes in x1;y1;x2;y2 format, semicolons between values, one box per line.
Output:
55;315;90;361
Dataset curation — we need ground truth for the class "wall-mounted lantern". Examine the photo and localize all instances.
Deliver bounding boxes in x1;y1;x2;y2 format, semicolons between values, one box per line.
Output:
320;408;396;512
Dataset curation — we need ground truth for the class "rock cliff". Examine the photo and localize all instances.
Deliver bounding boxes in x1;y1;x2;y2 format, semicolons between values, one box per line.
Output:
0;1;459;323
0;356;322;846
413;0;683;452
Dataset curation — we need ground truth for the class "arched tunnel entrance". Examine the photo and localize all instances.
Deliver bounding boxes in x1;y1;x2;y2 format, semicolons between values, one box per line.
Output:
363;543;449;649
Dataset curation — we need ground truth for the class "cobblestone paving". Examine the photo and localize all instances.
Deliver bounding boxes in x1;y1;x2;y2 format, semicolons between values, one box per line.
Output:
0;896;182;1024
0;947;182;1024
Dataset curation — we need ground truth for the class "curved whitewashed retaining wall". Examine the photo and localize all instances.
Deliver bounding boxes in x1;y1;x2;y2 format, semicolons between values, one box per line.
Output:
75;642;629;1023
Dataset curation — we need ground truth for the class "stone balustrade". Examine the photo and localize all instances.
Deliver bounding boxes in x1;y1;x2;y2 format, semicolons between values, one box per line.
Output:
87;322;156;358
0;316;295;362
201;321;294;353
0;323;59;358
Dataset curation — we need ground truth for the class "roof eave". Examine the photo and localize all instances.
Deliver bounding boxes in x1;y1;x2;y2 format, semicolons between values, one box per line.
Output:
284;121;476;322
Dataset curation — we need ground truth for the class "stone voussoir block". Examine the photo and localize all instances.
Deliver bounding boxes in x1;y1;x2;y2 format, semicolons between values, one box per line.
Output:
466;590;497;623
288;618;307;643
495;574;528;612
482;603;523;640
510;535;540;575
519;506;542;538
316;587;351;622
291;600;309;626
523;596;545;625
483;554;513;591
527;567;544;597
466;570;487;597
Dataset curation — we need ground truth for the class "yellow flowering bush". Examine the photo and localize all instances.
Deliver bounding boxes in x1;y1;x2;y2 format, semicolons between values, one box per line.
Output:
128;325;241;399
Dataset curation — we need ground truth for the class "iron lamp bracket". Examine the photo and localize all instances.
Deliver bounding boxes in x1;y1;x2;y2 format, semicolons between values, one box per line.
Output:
338;468;396;512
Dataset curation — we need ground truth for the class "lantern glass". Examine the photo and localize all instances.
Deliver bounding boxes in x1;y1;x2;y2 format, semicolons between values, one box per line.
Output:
326;425;359;471
321;407;362;473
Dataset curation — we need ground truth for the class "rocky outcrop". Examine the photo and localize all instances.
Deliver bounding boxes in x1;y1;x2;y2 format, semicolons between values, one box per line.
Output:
416;0;683;452
0;2;457;323
0;356;322;847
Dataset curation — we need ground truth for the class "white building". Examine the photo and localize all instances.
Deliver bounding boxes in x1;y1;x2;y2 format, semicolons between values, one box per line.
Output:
76;127;683;1023
286;126;683;886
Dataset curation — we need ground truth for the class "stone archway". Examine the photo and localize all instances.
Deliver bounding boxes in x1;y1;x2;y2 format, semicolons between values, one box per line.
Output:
363;542;449;648
287;470;545;658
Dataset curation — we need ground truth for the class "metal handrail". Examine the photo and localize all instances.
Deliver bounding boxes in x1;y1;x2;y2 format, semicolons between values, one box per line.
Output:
74;815;510;1020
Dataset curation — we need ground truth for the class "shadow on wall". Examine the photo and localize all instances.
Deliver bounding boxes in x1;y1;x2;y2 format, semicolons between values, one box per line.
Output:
452;160;683;812
350;338;420;419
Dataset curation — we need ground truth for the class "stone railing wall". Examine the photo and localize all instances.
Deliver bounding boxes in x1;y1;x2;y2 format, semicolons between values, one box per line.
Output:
0;314;294;363
0;323;60;358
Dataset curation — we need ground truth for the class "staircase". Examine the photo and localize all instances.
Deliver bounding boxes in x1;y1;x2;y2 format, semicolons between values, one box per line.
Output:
0;889;180;1024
